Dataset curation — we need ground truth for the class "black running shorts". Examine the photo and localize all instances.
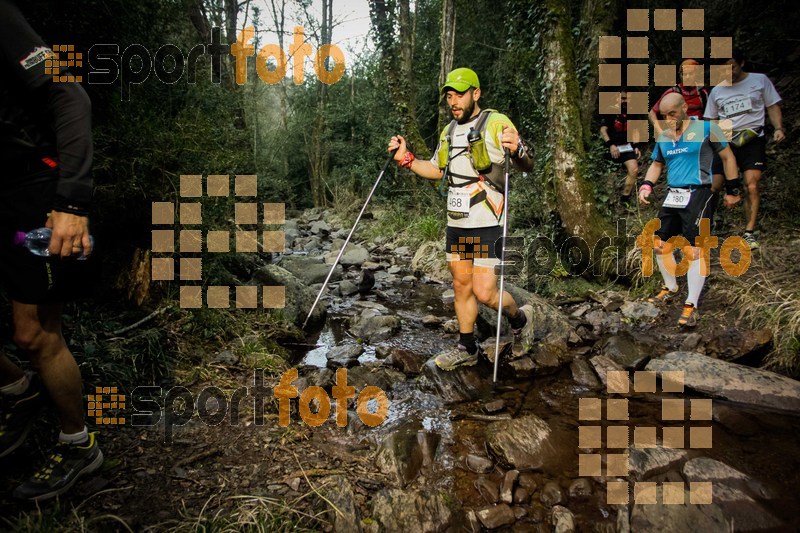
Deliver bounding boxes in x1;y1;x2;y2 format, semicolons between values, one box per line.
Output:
0;169;92;304
446;225;503;267
712;136;767;173
655;186;717;245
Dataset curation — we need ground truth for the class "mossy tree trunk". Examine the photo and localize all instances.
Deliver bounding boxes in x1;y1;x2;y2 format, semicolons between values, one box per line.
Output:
542;0;613;249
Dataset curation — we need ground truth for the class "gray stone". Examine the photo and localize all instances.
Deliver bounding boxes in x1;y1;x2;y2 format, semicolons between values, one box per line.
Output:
646;351;800;414
596;334;649;369
570;358;601;389
568;478;592;499
680;333;703;351
518;473;538;491
589;355;628;389
346;363;405;392
466;454;494;474
252;265;325;326
420;359;491;404
319;475;361;533
394;246;411;256
486;415;558;471
213;350;238;365
551;505;575;533
712;404;759;436
704;328;773;362
349;314;401;342
326;344;363;369
442;289;455;305
338;280;359;297
509;357;537;378
476;504;516;530
707;484;785;531
370;489;452;532
403;275;417;283
540;481;565;508
630;487;728;533
376;425;440;487
628;447;688;481
620;301;660;320
501;470;519;504
388;265;402;275
443;319;459;334
484;399;506;413
422;315;445;327
309;220;330;234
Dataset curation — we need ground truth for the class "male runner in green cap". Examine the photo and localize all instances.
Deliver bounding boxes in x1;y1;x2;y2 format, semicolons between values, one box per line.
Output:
388;68;535;370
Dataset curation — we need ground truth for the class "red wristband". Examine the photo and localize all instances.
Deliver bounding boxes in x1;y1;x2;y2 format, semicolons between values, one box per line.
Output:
639;182;654;193
398;151;415;169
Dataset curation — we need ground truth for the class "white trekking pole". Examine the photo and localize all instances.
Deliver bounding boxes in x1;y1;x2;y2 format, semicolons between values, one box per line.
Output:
493;149;511;385
303;151;396;329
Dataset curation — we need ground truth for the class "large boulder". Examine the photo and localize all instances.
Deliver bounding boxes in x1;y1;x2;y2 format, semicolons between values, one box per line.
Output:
595;333;650;369
419;359;491;404
630;487;728;533
646;351;800;415
252;265;326;326
485;415;560;471
279;255;341;285
349;312;401;343
411;239;450;283
326;242;371;267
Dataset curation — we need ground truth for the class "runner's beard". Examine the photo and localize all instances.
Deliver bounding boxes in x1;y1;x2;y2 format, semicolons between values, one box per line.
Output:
454;99;477;124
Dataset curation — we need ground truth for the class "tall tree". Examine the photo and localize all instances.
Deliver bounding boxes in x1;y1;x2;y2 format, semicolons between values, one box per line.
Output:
369;0;429;159
541;0;612;248
437;0;456;132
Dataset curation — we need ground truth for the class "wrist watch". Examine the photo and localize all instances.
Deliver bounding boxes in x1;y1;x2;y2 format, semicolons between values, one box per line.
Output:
514;138;527;159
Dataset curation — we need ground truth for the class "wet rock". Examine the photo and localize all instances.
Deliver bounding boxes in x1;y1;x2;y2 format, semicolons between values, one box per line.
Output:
551;505;575;533
484;399;506;413
387;348;424;376
420;359;491;403
374;345;392;359
704;327;773;362
305;368;334;388
645;351;800;414
465;510;482;533
630;487;727;533
679;332;703;352
358;269;375;295
584;310;607;331
403;275;417;283
540;481;565;508
712;404;759;436
466;454;494;474
325;242;370;267
620;301;660;320
302;236;322;252
531;344;564;374
346;363;405;392
362;260;381;270
476;504;516;530
568;478;592;499
375;425;440;487
570;303;592;318
326;344;363;369
422;315;444;327
509;357;537;378
338;280;359;297
682;457;772;500
309;220;331;235
370;489;452;532
443;319;459;334
589;355;629;389
596;333;649;369
252;265;325;326
475;477;500;503
628;447;688;481
486;415;557;471
512;507;528;521
442;289;455;305
513;487;530;504
518;473;538;491
501;470;519;504
570;358;601;389
349;313;401;342
319;475;361;533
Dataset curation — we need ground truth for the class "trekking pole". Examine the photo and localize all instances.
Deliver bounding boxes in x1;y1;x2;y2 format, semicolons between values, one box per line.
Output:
303;150;397;329
492;149;512;385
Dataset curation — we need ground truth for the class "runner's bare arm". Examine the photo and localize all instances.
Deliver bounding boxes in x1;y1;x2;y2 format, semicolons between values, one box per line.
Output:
767;104;785;143
638;160;663;205
719;146;742;208
388;135;444;180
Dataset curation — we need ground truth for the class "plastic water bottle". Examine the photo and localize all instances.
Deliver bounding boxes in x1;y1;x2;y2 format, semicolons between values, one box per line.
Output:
13;227;94;260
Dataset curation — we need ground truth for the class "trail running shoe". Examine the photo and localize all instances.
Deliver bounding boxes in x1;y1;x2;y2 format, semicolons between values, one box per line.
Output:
678;303;698;327
511;304;535;339
13;432;103;502
434;344;481;371
743;231;760;250
0;374;45;459
648;285;679;303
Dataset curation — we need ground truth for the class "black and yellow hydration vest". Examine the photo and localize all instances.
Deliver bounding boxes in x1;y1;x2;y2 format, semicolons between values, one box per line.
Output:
437;109;507;198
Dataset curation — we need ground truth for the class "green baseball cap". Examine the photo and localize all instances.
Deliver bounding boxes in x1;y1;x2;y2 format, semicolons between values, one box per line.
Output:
440;67;480;95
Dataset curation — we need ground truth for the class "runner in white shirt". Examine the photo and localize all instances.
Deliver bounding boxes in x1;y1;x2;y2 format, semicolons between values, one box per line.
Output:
705;49;786;249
